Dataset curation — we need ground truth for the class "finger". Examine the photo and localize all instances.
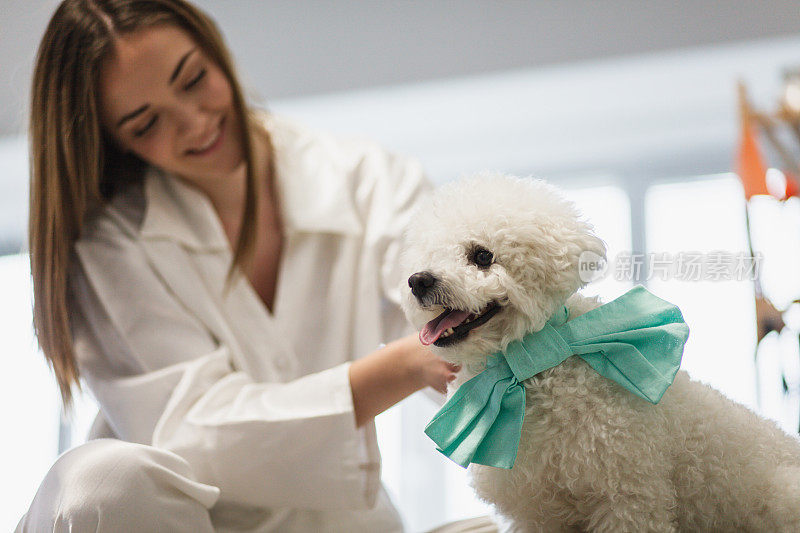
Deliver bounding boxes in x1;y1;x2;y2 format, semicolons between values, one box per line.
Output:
446;362;461;372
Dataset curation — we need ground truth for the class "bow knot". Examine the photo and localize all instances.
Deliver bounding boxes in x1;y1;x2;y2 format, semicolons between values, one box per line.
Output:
424;286;689;469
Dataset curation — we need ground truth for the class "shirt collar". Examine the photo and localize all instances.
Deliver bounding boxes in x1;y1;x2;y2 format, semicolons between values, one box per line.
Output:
139;166;228;251
139;114;362;251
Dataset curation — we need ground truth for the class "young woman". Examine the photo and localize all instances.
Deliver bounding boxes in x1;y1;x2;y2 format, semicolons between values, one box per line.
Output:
18;1;473;531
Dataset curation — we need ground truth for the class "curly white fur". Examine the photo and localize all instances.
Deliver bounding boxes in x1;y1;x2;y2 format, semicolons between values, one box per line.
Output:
400;172;800;532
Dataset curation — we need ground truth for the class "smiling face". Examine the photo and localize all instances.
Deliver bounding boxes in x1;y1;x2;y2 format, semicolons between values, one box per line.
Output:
400;173;606;368
98;24;244;185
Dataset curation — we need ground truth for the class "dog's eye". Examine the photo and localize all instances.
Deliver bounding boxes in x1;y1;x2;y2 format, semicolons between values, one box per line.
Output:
471;248;494;268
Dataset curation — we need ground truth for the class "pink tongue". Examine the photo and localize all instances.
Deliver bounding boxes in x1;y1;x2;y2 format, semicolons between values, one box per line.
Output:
420;310;471;345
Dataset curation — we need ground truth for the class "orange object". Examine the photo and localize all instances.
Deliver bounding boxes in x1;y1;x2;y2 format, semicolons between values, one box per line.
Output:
783;171;800;199
737;117;770;199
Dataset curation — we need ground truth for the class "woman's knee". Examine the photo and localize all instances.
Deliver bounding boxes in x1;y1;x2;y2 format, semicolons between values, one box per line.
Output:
17;439;219;532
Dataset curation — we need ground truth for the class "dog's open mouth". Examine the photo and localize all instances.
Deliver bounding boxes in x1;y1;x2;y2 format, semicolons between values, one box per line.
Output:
419;302;501;347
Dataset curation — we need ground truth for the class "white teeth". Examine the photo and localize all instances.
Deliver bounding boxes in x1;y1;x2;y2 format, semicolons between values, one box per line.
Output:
191;128;221;153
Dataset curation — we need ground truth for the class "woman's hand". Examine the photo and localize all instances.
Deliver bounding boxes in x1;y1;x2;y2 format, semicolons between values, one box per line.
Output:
393;334;460;394
348;333;461;427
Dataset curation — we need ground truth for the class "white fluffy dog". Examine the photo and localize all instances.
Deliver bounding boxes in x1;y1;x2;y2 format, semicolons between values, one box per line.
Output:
400;172;800;532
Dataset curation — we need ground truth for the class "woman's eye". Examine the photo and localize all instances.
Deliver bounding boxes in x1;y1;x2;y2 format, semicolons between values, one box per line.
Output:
133;116;158;138
471;248;494;268
184;69;206;90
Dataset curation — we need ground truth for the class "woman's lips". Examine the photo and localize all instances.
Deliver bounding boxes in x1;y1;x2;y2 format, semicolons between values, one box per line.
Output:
187;117;225;156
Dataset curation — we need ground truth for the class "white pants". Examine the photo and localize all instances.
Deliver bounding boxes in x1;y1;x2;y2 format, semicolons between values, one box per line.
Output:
15;439;220;533
16;438;500;532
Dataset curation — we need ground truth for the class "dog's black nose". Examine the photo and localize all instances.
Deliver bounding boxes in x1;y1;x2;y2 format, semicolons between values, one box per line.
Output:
408;271;436;300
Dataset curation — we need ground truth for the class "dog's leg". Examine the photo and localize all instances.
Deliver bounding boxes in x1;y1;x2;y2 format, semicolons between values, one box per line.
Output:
543;361;679;533
581;492;678;533
566;431;679;533
469;463;585;532
522;516;582;533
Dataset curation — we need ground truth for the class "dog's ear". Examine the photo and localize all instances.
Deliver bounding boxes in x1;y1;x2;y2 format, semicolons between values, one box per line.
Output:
539;222;607;322
491;220;602;332
560;223;607;294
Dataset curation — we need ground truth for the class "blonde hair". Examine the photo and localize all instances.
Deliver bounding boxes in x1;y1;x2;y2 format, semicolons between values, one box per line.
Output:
29;0;271;413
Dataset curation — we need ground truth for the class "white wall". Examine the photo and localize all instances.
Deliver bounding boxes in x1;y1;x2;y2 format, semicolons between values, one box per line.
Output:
2;0;800;136
4;31;799;252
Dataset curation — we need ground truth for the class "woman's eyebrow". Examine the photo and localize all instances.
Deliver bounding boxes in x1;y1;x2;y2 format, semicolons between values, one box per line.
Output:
116;48;198;129
116;105;148;129
169;48;197;84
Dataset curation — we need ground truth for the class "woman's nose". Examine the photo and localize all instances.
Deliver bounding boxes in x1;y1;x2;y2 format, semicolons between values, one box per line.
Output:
174;102;210;138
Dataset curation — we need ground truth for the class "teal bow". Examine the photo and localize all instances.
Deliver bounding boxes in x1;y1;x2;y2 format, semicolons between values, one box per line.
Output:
424;285;689;469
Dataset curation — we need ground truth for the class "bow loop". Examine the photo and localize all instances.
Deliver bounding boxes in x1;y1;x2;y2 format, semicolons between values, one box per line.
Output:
557;285;687;345
557;286;689;404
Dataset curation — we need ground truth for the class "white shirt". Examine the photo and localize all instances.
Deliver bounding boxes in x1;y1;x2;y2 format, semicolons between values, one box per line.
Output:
68;114;431;531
